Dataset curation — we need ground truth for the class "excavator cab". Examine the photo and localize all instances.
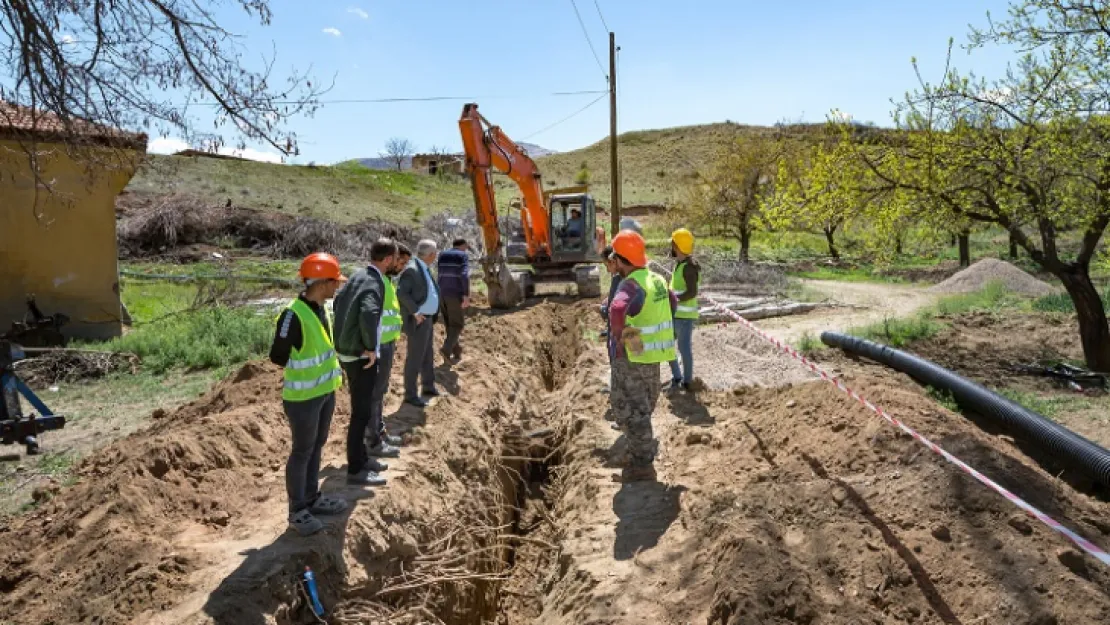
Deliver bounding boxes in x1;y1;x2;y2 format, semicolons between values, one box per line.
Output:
549;193;596;257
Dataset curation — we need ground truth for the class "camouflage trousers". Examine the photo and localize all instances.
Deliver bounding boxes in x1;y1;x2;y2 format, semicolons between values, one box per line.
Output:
610;358;661;468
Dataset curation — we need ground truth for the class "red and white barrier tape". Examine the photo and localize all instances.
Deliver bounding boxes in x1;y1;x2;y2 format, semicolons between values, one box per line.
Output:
700;296;1110;567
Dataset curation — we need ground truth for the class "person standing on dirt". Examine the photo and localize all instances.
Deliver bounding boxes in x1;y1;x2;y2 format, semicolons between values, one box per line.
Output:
333;239;399;487
361;242;409;456
668;228;700;393
437;238;470;362
398;239;442;408
607;230;678;482
601;218;644;332
269;253;348;536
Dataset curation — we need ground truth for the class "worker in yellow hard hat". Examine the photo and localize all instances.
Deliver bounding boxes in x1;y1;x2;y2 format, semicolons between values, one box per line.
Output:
668;228;700;393
606;229;677;483
270;253;348;536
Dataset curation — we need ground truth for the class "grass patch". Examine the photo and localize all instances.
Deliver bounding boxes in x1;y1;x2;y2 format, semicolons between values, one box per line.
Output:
795;331;823;356
996;389;1093;419
1032;286;1110;314
792;265;905;284
103;307;272;373
932;281;1026;316
847;315;943;348
927;387;960;412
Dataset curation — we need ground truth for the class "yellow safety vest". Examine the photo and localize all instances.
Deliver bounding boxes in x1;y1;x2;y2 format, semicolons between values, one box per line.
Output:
381;277;402;345
671;260;700;320
624;269;677;364
281;299;343;402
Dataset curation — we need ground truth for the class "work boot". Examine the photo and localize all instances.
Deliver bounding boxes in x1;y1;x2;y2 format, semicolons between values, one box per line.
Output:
612;466;657;483
347;470;387;487
369;442;400;458
288;509;324;536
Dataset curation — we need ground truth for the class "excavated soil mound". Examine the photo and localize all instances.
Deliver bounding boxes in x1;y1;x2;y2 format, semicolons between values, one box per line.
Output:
0;302;585;625
929;258;1056;296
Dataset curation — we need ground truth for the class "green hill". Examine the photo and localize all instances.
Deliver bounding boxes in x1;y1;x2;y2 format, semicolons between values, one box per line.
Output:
126;155;475;225
125;122;834;226
536;122;830;210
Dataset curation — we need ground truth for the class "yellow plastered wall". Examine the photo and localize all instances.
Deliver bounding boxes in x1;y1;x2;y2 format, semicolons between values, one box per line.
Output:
0;140;141;340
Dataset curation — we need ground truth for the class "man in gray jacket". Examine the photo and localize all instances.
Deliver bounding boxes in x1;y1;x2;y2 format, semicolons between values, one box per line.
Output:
332;238;398;486
397;239;442;407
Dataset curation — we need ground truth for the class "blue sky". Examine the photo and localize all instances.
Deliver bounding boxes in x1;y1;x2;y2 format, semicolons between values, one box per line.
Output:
148;1;1017;164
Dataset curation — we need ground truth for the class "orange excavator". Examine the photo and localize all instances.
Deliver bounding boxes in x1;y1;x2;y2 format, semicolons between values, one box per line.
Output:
459;103;605;308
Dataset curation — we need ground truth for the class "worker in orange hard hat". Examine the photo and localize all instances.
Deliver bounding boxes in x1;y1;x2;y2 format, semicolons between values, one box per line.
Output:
606;229;677;483
668;228;700;393
269;252;347;536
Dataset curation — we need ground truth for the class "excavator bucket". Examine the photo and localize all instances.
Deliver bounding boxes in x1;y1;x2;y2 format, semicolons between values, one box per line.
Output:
484;258;523;309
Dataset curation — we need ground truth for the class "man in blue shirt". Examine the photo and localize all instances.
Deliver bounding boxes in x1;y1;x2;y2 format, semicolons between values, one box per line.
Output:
566;208;584;238
437;238;470;361
396;239;441;408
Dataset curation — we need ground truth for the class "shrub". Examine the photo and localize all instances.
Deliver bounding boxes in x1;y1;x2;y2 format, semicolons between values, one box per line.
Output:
106;307;272;373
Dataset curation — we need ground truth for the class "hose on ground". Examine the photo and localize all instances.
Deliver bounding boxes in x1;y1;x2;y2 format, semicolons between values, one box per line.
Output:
820;331;1110;489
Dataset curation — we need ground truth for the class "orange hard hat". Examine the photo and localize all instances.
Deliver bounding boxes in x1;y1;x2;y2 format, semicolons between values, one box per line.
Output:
611;229;647;268
298;252;347;282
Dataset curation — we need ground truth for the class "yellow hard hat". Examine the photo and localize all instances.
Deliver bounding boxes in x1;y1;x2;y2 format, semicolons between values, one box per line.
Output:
671;228;694;255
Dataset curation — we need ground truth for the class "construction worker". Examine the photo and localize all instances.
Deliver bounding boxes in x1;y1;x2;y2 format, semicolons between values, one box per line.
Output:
333;239;399;487
668;228;701;392
601;217;644;327
269;252;347;536
361;242;408;454
607;230;677;482
365;242;412;449
437;238;470;362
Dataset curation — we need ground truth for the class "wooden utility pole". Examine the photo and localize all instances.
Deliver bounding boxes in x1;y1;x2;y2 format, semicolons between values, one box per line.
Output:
608;32;620;235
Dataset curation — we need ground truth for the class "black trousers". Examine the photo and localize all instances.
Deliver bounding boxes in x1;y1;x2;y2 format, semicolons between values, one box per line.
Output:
342;359;379;475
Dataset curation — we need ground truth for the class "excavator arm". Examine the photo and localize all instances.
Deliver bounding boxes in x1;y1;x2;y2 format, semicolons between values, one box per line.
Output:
459;103;552;307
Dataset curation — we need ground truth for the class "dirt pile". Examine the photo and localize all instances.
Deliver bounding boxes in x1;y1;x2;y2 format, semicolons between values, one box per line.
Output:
684;323;816;390
0;302;585;625
930;258;1056;296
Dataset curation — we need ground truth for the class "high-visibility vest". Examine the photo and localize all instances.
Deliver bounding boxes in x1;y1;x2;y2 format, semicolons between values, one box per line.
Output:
381;277;402;345
624;269;677;364
671;260;700;320
281;299;343;402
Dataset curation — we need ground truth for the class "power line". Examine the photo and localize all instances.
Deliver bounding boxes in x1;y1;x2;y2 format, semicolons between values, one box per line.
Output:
520;93;607;141
569;0;607;80
185;90;607;107
592;0;610;32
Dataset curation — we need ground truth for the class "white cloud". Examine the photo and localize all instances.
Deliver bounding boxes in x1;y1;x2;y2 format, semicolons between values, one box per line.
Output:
59;34;77;45
347;7;369;20
148;136;189;154
147;136;283;164
322;27;342;38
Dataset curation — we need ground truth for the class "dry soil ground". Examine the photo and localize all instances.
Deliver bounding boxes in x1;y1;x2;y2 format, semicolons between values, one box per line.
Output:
1;288;1108;625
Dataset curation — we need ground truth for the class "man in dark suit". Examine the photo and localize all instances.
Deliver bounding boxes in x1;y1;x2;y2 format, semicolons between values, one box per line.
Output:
397;239;441;407
333;238;398;486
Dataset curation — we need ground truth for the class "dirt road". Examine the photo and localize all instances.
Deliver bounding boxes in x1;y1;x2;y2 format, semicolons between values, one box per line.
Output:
2;293;1107;625
759;279;939;343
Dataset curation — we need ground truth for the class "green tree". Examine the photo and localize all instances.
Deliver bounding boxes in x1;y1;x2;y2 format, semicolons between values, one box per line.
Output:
836;6;1110;369
767;138;868;260
574;160;591;185
679;138;783;262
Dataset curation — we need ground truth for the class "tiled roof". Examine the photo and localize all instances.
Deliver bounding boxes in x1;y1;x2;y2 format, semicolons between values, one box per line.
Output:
0;101;147;150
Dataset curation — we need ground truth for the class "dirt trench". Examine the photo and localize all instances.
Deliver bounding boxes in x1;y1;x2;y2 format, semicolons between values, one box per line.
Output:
0;301;591;625
3;298;1110;625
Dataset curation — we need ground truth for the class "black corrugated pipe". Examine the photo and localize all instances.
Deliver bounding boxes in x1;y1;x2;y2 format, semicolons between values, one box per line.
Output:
820;331;1110;489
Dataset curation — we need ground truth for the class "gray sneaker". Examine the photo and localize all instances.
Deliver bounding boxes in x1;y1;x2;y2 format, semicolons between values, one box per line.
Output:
380;433;404;447
369;442;401;458
347;470;387;487
288;509;324;536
